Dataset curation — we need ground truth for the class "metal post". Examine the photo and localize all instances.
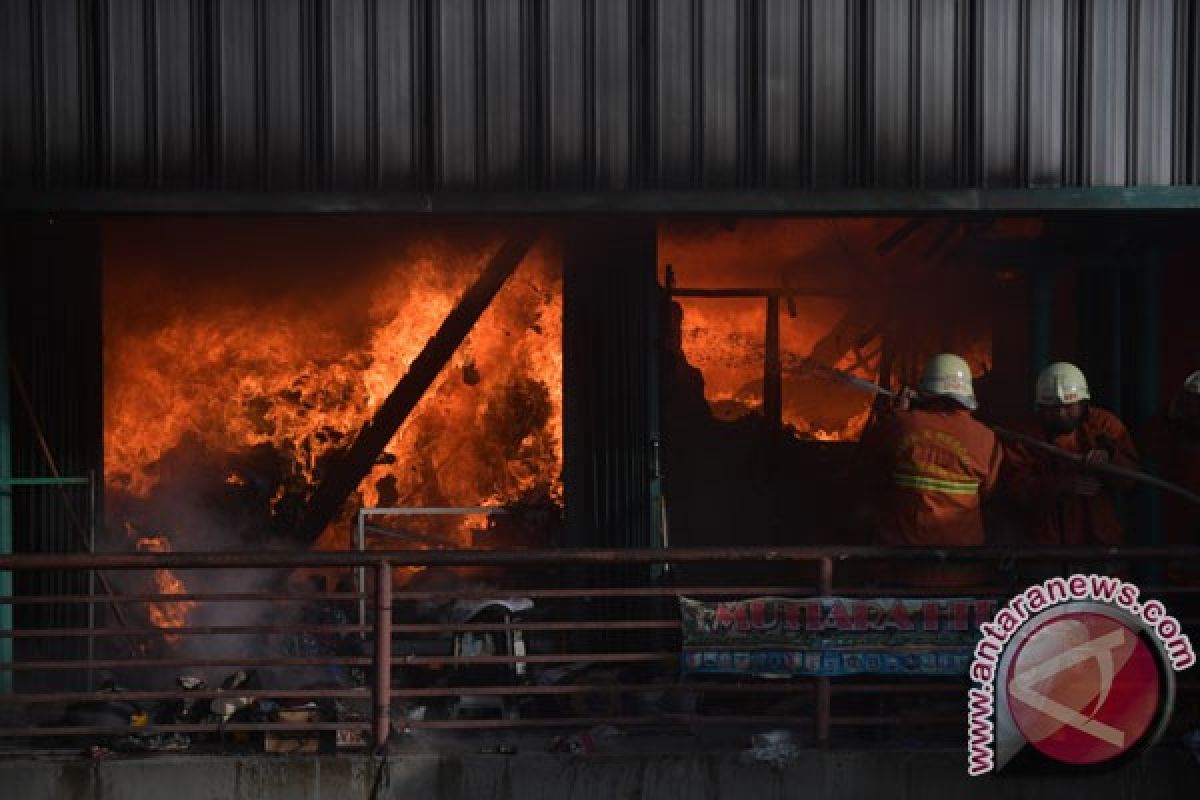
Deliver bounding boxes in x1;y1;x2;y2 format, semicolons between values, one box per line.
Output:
815;557;833;745
1108;265;1123;416
0;262;11;694
764;297;783;433
1029;263;1054;383
373;561;392;751
1134;250;1163;581
356;511;366;630
88;469;96;690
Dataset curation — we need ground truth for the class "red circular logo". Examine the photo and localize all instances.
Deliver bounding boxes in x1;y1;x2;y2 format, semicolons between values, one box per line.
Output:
1006;611;1161;765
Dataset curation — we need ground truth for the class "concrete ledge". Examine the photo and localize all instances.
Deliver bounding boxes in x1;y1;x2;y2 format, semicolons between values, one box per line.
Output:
0;748;1195;800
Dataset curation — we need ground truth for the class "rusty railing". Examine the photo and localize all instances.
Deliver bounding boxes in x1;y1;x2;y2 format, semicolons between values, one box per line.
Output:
0;545;1198;752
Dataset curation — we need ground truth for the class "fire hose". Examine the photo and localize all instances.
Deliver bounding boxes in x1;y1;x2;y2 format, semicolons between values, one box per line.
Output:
799;359;1200;507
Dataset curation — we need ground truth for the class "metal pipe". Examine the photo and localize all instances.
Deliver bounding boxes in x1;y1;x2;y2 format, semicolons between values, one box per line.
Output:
0;263;10;694
0;722;370;737
373;561;392;751
816;557;833;745
1;656;374;671
0;688;369;704
764;295;783;434
0;591;366;604
3;544;1195;570
1029;263;1054;382
1134;250;1163;580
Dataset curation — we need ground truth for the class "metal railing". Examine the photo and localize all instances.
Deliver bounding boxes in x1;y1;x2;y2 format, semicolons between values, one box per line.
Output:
0;545;1197;753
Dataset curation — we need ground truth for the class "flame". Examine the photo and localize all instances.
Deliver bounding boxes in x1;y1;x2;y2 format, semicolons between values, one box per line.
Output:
134;534;195;638
104;226;564;624
660;218;994;440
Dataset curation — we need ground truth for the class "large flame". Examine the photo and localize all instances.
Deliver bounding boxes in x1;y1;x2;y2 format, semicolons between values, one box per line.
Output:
104;223;563;629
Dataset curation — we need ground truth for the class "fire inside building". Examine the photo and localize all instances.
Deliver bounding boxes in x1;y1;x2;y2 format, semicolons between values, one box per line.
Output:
2;2;1200;798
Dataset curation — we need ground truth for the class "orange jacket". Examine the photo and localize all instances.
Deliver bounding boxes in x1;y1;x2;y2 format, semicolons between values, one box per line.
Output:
864;408;1004;548
1006;406;1139;546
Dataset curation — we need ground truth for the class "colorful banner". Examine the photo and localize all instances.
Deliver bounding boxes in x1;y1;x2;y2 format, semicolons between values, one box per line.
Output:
680;596;996;678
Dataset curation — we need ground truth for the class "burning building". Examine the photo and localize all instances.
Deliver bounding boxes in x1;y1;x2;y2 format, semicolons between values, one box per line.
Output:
2;1;1200;795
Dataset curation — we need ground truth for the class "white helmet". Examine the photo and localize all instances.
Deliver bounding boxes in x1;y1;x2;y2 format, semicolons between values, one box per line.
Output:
1168;370;1200;420
918;353;977;410
1036;362;1090;406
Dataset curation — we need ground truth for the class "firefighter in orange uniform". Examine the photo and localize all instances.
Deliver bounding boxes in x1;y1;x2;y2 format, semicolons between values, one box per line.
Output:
861;354;1004;586
1007;362;1140;547
1138;371;1200;580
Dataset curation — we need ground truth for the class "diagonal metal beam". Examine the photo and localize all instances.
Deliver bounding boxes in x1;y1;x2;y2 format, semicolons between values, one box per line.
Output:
294;228;541;543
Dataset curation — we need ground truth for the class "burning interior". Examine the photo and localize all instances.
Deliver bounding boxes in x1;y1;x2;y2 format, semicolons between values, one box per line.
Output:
3;212;1194;745
88;215;1190;644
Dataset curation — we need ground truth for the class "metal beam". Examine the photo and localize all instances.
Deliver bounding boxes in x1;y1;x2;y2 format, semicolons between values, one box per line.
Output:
294;229;539;543
0;246;10;693
10;187;1200;214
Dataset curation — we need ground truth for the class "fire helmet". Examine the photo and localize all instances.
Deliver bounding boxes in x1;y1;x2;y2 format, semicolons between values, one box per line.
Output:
1168;370;1200;421
1035;362;1090;406
918;353;977;410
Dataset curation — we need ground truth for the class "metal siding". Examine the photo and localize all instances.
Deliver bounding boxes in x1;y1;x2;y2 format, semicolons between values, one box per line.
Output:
155;0;195;187
434;0;478;187
979;0;1020;187
656;0;696;187
2;222;102;691
1;0;1198;197
375;0;419;187
545;0;586;188
1084;0;1130;186
216;0;260;188
591;0;634;190
869;0;913;187
41;0;86;187
809;0;852;188
1026;0;1067;186
329;0;369;189
916;0;960;187
261;0;307;190
482;0;525;188
0;1;35;188
105;0;148;188
698;0;739;187
1131;0;1175;185
762;0;804;188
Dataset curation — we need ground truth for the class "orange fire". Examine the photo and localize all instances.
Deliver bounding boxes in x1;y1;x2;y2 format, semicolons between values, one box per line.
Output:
134;534;195;637
660;218;994;439
103;224;564;621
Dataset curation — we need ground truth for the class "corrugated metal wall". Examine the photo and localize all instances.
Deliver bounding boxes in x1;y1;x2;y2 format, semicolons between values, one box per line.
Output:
3;221;102;690
2;0;1198;200
562;219;659;552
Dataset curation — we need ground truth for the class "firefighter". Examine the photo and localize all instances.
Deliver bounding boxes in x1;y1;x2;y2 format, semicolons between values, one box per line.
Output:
1139;370;1200;579
859;354;1004;586
1008;362;1140;547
